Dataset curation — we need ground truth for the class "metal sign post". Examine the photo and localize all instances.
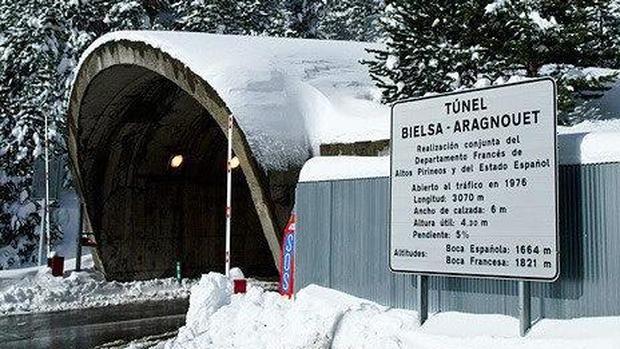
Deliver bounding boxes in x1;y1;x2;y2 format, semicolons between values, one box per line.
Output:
225;114;234;277
519;280;531;336
37;199;46;266
417;275;429;326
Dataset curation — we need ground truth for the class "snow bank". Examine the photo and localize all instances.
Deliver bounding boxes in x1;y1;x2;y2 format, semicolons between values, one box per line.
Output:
162;274;416;349
559;118;620;134
159;275;620;348
299;156;390;182
76;31;387;170
557;131;620;165
0;254;93;281
0;255;193;315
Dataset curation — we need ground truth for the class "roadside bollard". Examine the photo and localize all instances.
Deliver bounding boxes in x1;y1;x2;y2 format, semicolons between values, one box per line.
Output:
176;261;182;284
233;279;247;294
48;253;64;277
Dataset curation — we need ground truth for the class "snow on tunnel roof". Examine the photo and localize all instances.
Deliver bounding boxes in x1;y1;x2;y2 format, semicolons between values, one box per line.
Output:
77;31;389;171
77;32;620;174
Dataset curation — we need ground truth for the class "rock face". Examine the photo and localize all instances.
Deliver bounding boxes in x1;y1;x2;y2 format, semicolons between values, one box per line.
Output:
68;41;288;281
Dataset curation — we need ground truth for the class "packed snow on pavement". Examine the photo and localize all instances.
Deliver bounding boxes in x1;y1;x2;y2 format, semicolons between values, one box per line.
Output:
0;254;194;315
132;272;620;349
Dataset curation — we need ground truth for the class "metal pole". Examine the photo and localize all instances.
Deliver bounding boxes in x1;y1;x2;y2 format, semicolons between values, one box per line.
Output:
519;280;531;337
75;201;83;272
37;199;46;266
417;274;429;326
225;114;233;277
44;112;51;258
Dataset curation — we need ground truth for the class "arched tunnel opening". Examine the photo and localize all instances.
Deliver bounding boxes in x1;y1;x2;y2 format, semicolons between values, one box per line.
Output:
74;64;279;281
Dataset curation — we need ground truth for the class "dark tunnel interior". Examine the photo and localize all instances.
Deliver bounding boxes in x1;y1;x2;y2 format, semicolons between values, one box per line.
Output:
76;65;278;281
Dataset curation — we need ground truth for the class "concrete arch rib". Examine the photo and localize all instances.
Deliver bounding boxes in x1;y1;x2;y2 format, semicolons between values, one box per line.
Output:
67;40;282;280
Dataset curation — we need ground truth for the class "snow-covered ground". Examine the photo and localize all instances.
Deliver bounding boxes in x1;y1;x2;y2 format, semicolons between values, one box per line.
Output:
135;272;620;349
0;255;194;315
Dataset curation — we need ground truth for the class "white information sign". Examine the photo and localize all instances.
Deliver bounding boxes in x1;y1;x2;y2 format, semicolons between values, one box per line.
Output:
390;79;558;281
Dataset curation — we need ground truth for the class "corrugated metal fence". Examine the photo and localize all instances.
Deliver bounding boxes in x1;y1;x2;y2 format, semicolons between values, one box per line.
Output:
295;163;620;319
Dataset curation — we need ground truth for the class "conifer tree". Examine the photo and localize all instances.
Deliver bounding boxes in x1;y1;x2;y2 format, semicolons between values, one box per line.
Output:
365;1;487;103
319;0;385;42
173;0;285;36
482;0;619;124
104;1;152;30
0;0;165;268
283;0;325;38
0;0;69;268
540;0;620;68
366;0;620;125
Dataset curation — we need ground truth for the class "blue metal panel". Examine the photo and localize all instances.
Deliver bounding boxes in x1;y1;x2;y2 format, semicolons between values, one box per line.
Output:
295;163;620;319
295;181;332;290
330;179;395;306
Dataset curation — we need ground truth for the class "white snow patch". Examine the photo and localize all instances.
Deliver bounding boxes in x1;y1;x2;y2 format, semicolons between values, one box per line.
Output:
182;273;232;336
485;0;507;13
162;278;415;349
557;132;620;165
421;312;519;337
0;255;193;315
299;156;390;182
386;55;399;70
228;267;245;280
528;11;557;30
157;276;620;349
559;119;620;135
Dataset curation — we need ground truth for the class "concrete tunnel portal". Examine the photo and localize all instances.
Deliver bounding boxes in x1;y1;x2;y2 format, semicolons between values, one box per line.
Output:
67;41;291;281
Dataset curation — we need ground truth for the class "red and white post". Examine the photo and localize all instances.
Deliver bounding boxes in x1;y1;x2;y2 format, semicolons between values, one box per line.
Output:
44;112;50;259
225;114;233;277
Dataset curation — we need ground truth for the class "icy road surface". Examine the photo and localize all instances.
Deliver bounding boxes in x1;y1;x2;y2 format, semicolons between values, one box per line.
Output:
0;298;188;349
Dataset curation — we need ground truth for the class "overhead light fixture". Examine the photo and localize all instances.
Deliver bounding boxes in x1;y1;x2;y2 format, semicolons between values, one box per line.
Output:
230;156;240;169
169;154;184;169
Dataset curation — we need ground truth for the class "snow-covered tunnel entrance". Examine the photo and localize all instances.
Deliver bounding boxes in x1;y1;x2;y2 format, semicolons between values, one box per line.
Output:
66;32;387;281
68;56;286;281
71;65;280;280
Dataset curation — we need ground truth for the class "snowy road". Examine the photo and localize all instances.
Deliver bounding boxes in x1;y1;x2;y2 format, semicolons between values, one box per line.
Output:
0;298;188;349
